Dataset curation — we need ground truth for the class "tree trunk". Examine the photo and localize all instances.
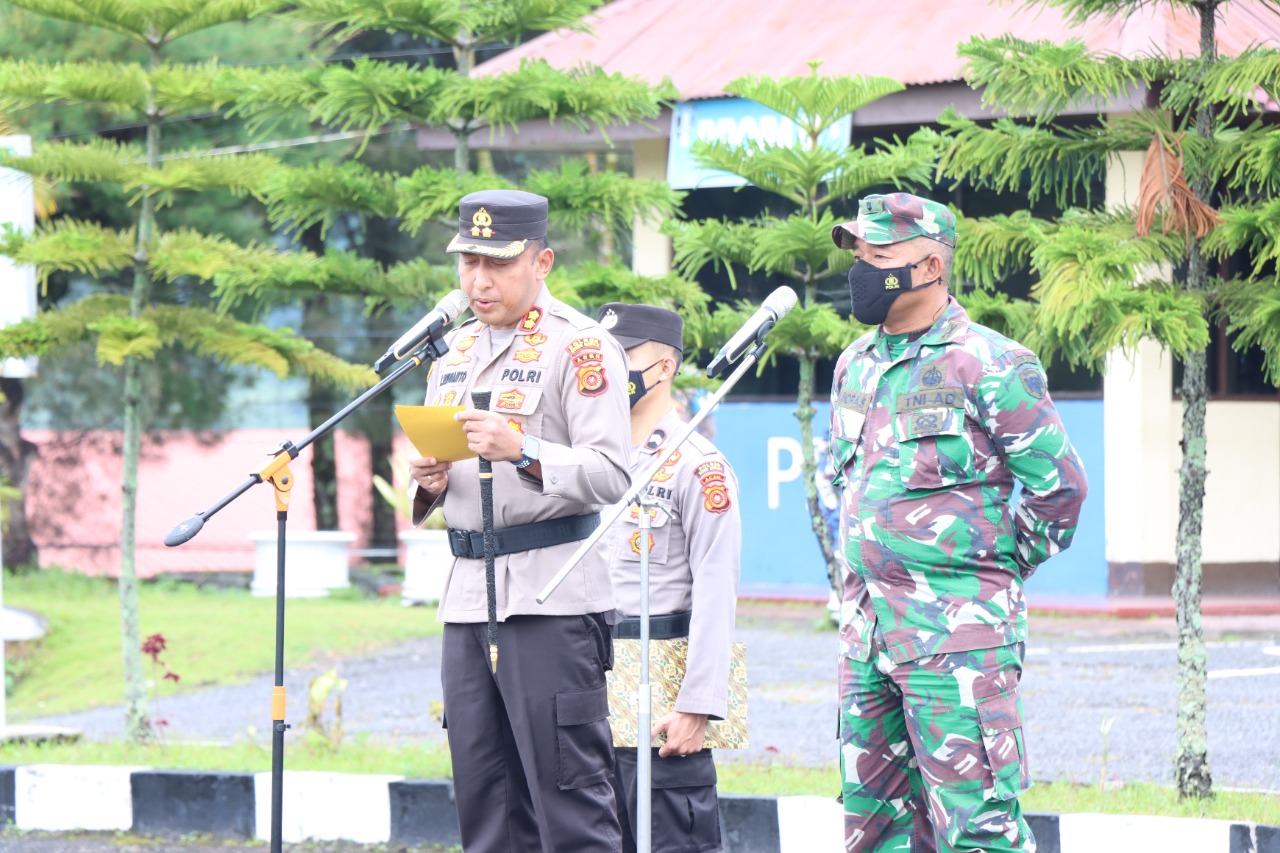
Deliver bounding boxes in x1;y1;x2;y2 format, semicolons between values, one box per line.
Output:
119;37;166;744
0;378;38;570
1173;0;1219;800
303;292;340;532
451;35;473;174
368;427;397;559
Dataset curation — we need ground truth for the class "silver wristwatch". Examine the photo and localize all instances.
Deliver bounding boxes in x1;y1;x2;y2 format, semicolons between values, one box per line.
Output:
515;435;541;469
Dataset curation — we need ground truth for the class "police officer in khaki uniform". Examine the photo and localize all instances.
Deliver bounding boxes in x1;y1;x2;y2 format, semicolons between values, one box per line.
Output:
410;190;632;852
595;303;742;853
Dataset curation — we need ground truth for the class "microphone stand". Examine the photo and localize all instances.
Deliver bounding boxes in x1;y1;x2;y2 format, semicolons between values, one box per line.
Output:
538;322;776;853
163;335;450;853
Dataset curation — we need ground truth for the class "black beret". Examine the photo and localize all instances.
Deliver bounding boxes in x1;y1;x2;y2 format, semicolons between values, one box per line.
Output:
597;303;683;352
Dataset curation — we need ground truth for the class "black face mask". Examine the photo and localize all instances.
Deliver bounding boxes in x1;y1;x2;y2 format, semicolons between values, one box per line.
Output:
847;257;939;326
627;360;664;409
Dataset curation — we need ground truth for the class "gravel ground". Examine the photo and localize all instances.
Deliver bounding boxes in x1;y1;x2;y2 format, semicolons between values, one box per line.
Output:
23;604;1280;791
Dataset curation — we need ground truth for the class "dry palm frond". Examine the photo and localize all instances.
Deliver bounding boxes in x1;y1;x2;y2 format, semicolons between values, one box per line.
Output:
1135;132;1220;245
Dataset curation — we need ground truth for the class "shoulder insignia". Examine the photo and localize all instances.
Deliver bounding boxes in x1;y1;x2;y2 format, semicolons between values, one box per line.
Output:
701;478;732;514
518;307;543;333
695;460;725;480
1018;365;1046;399
568;337;607;397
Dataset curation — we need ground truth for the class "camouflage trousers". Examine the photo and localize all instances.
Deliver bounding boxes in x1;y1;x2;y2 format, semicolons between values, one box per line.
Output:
838;641;1034;853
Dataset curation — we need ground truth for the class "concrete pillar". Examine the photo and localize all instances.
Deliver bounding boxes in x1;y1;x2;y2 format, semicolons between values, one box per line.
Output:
1101;150;1179;593
631;138;672;276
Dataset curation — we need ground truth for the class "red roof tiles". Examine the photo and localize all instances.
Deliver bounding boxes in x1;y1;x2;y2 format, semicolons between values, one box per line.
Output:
478;0;1280;100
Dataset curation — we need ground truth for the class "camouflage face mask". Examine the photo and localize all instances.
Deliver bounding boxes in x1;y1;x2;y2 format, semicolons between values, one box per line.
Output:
847;258;938;326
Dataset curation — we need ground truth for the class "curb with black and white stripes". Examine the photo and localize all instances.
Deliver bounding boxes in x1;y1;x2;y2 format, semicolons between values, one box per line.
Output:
0;765;1276;852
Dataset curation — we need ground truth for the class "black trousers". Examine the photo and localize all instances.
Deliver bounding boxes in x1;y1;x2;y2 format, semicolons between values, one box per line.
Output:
613;748;722;853
443;615;622;853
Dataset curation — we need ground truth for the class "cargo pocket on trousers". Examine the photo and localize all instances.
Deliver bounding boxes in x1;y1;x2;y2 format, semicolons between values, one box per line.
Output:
556;684;614;790
651;751;719;851
975;687;1030;801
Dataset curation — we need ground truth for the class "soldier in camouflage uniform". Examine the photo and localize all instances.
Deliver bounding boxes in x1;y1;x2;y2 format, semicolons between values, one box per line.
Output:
828;193;1088;852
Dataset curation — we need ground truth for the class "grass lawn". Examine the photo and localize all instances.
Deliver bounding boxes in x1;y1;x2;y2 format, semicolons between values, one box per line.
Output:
4;569;440;719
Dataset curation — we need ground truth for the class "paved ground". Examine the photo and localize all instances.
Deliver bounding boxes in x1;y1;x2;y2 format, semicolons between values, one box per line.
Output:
23;601;1280;791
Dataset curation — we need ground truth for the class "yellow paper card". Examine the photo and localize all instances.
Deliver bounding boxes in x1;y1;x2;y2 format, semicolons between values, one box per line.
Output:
394;405;475;462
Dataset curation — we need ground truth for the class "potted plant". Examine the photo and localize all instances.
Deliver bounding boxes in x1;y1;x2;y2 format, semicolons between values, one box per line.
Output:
373;452;450;606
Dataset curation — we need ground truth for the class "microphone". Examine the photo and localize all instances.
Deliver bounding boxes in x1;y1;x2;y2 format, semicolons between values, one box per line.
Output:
705;286;799;377
374;289;471;373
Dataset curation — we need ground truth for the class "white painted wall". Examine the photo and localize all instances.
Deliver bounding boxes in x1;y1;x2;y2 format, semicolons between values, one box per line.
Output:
631;137;673;277
1101;148;1280;571
1182;401;1280;562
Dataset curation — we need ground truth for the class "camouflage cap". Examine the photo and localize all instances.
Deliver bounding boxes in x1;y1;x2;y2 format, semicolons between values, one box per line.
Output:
831;192;956;249
446;189;548;259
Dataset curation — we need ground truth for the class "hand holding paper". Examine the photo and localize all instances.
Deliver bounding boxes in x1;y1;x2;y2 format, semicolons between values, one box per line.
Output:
395;405;476;462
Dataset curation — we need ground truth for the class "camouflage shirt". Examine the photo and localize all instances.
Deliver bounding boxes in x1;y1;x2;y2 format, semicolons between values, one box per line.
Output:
829;297;1087;664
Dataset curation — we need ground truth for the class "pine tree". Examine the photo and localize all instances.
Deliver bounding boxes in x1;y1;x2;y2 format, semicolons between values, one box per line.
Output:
937;0;1280;798
0;0;372;742
666;65;940;601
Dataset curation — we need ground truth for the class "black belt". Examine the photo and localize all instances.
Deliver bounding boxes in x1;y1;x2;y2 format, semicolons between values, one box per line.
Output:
612;611;691;640
447;513;600;560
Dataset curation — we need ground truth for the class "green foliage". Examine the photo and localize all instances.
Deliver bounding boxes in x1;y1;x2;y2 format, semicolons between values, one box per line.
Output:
937;108;1149;207
395;166;516;233
4;0;282;42
1203;124;1280;195
1205;198;1280;282
0;293;374;390
666;218;759;289
1214;275;1280;386
261;160;400;237
725;67;905;138
527;159;684;235
959;34;1164;118
0;218;136;287
0;58;149;113
216;56;671;144
552;261;712;347
284;0;603;47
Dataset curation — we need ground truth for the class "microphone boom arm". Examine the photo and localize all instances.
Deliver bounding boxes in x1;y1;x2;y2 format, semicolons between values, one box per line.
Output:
537;334;770;604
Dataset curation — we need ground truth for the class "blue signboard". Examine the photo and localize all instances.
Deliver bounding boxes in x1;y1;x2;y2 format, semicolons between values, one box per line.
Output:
708;400;1106;600
667;99;853;190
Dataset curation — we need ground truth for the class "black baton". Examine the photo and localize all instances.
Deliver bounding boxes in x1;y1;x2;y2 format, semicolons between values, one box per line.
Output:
470;388;500;674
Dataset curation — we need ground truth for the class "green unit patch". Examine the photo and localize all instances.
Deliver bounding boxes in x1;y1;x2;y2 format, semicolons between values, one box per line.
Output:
1018;366;1046;399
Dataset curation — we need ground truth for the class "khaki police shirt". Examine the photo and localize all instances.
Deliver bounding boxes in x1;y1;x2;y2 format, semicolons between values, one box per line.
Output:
602;410;741;720
411;285;632;622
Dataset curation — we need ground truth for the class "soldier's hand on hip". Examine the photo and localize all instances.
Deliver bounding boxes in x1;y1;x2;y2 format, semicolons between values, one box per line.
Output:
410;456;452;497
455;409;522;462
653;711;709;757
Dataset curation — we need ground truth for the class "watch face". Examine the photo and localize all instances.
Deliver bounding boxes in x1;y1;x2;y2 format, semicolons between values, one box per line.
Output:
523;435;541;460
